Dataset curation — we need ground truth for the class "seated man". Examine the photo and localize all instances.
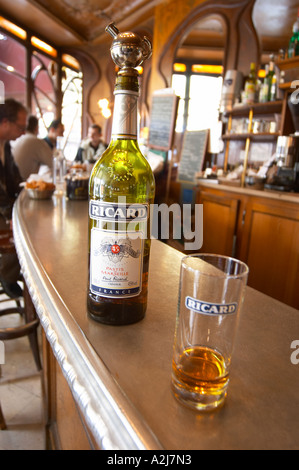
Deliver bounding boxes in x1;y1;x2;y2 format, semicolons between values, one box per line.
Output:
0;98;27;298
43;118;65;150
74;124;107;163
12;115;53;180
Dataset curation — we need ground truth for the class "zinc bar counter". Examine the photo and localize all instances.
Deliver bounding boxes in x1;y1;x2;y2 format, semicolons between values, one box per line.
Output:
13;190;299;450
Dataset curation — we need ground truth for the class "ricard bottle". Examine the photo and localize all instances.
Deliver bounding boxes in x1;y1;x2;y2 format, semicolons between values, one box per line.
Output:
87;24;155;325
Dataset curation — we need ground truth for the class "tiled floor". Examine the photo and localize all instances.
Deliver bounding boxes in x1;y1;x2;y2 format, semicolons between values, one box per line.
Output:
0;299;45;450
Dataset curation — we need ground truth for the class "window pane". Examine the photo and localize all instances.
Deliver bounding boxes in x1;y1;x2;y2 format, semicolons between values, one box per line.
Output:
0;33;26;76
188;75;223;131
171;74;186;99
31;52;56;134
0;33;26;103
61;66;83;160
0;21;84;157
171;74;187;132
0;66;26;104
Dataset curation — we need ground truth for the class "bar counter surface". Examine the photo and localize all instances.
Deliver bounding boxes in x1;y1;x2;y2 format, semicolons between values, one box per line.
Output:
13;190;299;450
198;180;299;204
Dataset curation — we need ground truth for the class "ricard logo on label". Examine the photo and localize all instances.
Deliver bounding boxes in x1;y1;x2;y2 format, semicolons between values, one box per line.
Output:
185;296;237;315
90;200;148;222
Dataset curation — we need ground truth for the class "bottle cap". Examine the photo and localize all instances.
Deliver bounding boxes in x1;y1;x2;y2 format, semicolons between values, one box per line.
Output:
105;23;152;73
115;73;139;93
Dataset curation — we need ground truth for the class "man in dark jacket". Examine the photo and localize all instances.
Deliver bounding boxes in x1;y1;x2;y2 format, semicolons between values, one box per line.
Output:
0;98;27;298
74;124;107;163
43;118;64;150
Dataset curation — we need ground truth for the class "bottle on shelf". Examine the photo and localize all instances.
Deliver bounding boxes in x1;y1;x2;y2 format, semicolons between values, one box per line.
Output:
243;62;257;104
269;73;277;101
266;55;275;102
87;23;155;325
288;8;299;58
276;70;285;100
259;64;269;103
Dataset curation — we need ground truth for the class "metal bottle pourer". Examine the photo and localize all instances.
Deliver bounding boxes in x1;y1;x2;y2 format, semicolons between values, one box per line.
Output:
105;22;152;75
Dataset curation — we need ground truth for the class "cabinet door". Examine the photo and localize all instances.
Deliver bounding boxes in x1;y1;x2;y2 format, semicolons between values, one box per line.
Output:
198;190;240;256
240;199;299;309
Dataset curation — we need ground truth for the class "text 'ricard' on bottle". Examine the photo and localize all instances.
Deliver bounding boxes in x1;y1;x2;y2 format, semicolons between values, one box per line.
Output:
87;23;155;325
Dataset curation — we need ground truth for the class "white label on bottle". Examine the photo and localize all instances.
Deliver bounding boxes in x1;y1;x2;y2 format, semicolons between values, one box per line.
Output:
90;228;144;298
89;201;148;222
111;90;138;139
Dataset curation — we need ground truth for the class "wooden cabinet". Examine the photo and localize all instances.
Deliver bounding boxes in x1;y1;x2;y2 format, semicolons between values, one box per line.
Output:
239;197;299;308
198;190;240;256
196;183;299;309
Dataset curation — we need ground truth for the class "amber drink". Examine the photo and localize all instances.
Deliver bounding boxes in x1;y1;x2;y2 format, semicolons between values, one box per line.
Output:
172;254;248;411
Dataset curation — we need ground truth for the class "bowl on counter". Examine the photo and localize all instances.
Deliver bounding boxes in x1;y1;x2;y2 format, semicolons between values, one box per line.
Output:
25;180;56;199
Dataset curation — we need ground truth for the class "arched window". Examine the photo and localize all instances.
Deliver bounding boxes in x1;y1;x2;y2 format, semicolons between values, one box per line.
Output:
172;62;223;134
0;16;82;160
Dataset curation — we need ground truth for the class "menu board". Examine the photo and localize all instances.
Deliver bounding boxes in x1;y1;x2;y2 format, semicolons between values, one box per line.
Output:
148;90;179;151
177;130;209;183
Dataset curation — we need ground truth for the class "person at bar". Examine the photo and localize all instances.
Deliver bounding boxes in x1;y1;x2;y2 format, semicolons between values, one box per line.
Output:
43;118;65;150
74;124;107;163
0;98;27;298
12;115;53;180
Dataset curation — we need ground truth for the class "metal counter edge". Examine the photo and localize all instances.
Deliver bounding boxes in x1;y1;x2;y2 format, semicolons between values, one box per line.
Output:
12;191;163;451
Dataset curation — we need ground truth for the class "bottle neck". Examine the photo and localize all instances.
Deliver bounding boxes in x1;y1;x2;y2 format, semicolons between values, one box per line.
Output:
111;89;138;140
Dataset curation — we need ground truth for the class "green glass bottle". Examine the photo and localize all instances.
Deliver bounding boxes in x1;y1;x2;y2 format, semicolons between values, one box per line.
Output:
266;55;275;102
244;62;257;104
288;8;299;58
87;25;155;325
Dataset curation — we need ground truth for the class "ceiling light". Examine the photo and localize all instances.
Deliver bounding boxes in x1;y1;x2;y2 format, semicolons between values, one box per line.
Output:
0;17;26;40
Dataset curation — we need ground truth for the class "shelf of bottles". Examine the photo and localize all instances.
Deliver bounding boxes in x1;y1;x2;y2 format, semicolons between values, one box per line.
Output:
276;8;299;89
222;8;299;186
286;8;299;60
222;100;283;141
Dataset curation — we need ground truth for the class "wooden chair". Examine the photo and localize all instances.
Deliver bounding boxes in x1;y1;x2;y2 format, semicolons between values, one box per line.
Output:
0;230;42;430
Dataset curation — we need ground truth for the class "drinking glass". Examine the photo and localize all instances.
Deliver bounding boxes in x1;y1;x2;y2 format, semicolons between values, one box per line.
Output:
172;254;249;411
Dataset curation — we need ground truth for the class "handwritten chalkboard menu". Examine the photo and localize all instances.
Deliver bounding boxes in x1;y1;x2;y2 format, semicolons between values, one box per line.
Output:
148;90;179;151
177;130;209;183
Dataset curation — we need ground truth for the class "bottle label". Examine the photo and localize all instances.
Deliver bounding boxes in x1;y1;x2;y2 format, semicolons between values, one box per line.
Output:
90;229;144;298
111;90;138;139
89;200;148;298
89;200;148;222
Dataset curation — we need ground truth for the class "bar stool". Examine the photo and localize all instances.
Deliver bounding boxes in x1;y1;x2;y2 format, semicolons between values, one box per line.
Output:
0;230;42;430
